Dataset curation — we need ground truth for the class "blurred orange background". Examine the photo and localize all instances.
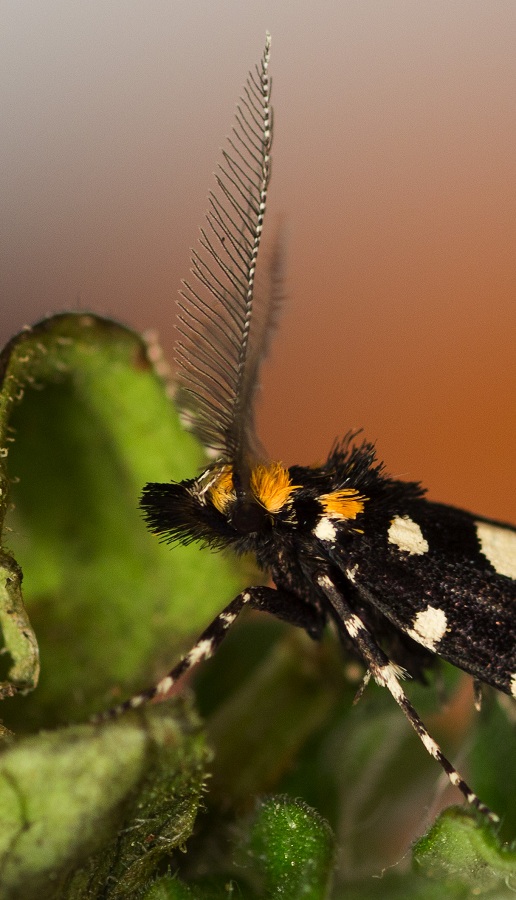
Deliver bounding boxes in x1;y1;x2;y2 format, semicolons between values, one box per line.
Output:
1;2;515;521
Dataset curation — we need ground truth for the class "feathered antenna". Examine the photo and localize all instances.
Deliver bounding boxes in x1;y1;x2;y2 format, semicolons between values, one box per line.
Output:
176;33;276;474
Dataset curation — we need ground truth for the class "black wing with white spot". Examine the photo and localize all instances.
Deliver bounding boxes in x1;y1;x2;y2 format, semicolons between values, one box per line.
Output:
332;499;516;696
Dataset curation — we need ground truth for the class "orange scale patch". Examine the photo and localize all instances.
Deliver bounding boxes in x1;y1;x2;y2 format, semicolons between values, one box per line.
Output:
320;489;366;521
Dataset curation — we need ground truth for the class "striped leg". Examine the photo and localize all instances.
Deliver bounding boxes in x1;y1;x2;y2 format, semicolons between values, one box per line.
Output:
93;585;325;723
314;571;498;824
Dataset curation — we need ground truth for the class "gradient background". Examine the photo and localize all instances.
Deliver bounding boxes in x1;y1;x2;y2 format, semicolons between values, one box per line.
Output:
2;2;515;521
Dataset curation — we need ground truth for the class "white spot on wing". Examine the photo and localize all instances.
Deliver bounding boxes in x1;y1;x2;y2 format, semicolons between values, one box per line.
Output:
475;521;516;579
407;605;448;651
388;515;429;555
510;673;516;699
314;517;337;542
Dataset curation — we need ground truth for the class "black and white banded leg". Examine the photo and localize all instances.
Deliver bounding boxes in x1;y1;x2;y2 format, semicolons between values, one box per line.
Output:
314;571;499;824
93;586;325;723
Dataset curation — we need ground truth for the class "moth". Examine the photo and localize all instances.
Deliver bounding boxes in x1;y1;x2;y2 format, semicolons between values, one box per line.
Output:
101;34;516;824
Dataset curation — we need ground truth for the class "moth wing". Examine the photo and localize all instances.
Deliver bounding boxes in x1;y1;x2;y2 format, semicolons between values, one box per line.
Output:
334;500;516;695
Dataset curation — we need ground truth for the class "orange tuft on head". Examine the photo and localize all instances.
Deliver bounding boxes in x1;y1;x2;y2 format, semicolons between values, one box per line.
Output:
208;466;236;514
250;462;299;514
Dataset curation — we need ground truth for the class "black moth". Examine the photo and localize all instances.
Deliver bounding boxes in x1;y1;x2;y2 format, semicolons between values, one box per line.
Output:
102;35;516;823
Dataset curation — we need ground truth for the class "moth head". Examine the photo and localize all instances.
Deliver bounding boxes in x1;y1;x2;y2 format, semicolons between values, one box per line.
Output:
140;460;299;549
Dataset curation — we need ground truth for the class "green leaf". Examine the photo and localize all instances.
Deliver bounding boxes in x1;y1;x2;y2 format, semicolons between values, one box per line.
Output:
0;313;246;896
413;807;516;896
0;313;246;730
141;874;254;900
142;879;199;900
247;795;335;899
151;795;336;900
0;704;209;900
0;550;38;704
